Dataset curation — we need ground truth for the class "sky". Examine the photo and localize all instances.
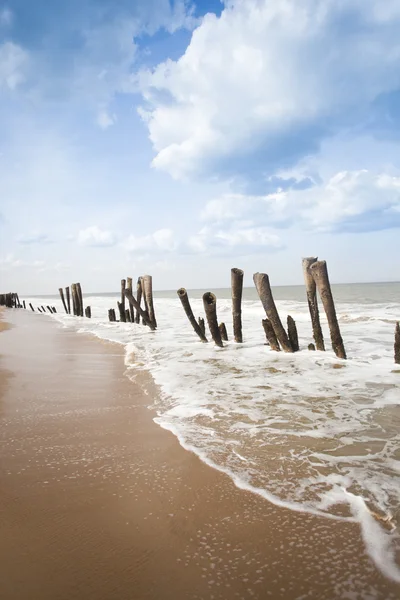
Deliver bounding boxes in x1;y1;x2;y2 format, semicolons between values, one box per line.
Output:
1;0;400;294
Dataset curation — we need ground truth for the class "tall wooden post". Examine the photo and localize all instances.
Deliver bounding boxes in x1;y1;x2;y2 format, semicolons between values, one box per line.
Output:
23;300;26;309
231;267;244;343
71;284;78;316
203;292;223;347
395;322;400;364
124;290;155;330
127;277;135;323
59;288;68;314
262;319;280;351
142;275;157;328
253;273;293;352
76;283;84;317
287;316;299;352
117;301;126;322
219;322;228;341
121;279;126;317
135;278;142;324
310;261;346;359
66;287;71;314
29;303;35;312
302;257;325;351
177;288;208;342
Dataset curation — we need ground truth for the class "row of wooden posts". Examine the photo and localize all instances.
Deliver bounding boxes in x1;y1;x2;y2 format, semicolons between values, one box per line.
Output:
1;257;399;364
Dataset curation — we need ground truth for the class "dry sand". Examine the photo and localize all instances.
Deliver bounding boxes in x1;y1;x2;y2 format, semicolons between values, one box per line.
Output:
0;309;399;600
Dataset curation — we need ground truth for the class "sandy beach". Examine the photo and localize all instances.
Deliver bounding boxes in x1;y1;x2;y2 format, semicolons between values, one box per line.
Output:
0;308;399;600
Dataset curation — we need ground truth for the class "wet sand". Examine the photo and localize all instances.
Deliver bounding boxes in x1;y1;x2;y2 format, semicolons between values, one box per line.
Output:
0;309;399;600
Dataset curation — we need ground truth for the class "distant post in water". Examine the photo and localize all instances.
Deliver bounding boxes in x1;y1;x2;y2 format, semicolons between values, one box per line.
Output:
23;300;26;309
310;261;346;359
198;317;206;337
142;275;157;329
177;288;208;342
253;273;293;352
29;303;35;312
85;306;91;318
262;318;280;351
117;301;126;322
59;288;68;314
66;286;71;314
287;316;299;352
121;279;126;317
395;322;400;365
203;292;223;347
219;322;228;342
231;267;244;343
125;308;131;322
71;284;78;316
135;278;142;324
302;257;325;351
76;283;84;317
127;278;135;323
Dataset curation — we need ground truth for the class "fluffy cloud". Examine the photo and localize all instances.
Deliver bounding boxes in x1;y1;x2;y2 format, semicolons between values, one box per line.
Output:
77;226;117;247
0;7;12;26
0;254;45;269
188;225;282;255
201;170;400;232
17;232;53;244
138;0;400;181
0;42;28;90
123;228;177;252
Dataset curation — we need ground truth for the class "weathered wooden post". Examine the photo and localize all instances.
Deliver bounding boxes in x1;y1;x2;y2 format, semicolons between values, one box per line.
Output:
121;279;126;318
287;316;299;352
46;306;53;314
395;322;400;364
29;303;35;312
125;309;131;322
71;284;78;316
177;288;208;342
302;257;325;351
253;273;293;352
127;278;135;323
308;343;316;351
66;286;71;314
135;278;142;324
16;293;21;308
203;292;223;347
85;306;91;318
108;309;114;322
59;288;68;314
310;261;346;359
76;283;84;317
198;317;206;337
262;318;280;351
52;307;57;313
23;300;26;309
41;305;46;313
117;301;126;322
231;267;244;343
124;289;156;330
219;322;228;341
142;275;157;328
37;307;42;313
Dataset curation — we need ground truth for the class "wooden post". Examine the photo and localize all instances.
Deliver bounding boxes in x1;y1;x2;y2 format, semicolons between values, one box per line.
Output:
198;317;206;337
142;275;157;328
124;289;155;330
46;306;53;314
85;306;91;318
29;303;35;311
203;292;223;347
302;257;325;351
66;286;71;314
395;322;400;364
16;293;21;308
219;322;228;342
59;288;68;314
135;278;142;324
253;273;293;352
127;278;135;323
76;283;84;317
108;309;114;322
121;279;126;317
37;307;42;313
310;261;346;359
231;267;244;343
117;301;126;323
308;343;316;351
262;319;280;351
41;306;46;313
71;284;78;316
177;288;208;342
287;316;299;352
125;309;131;322
23;300;26;309
52;307;57;313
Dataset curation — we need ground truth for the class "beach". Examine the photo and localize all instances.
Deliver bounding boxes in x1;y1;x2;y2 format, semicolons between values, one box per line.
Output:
0;307;399;600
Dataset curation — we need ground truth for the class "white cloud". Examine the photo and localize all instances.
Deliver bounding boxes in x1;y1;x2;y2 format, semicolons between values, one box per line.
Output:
0;254;45;270
201;169;400;231
137;0;400;179
0;7;12;26
188;224;282;255
17;232;52;244
77;226;117;247
123;228;177;252
0;42;29;90
97;108;117;129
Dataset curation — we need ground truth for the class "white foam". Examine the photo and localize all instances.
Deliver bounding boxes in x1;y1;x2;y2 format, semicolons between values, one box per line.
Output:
25;289;400;580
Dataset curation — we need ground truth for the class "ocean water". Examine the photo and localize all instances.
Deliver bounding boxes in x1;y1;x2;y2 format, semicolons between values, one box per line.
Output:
26;282;400;581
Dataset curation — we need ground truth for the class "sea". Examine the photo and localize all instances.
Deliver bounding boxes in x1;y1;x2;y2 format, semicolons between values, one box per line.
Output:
26;282;400;582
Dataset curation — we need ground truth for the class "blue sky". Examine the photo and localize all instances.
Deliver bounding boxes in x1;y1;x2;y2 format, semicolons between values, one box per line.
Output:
1;0;400;294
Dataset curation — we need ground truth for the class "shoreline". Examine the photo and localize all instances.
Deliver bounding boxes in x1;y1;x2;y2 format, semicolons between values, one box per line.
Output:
1;309;399;600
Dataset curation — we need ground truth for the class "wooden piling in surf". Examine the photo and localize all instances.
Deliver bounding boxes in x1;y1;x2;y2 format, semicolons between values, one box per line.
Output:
71;284;78;316
108;309;115;322
198;317;206;337
125;309;131;322
177;288;208;342
219;322;228;342
29;303;35;312
203;292;223;347
52;307;57;313
23;300;26;309
135;278;142;324
117;301;126;323
41;306;46;313
302;257;325;351
76;283;84;317
125;289;155;330
85;306;91;318
395;322;400;364
37;307;42;313
253;273;293;352
142;275;157;329
121;279;126;318
66;286;71;314
310;261;346;359
46;306;53;314
59;288;68;314
231;267;244;343
262;318;280;351
308;343;316;351
287;316;299;352
127;278;135;323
